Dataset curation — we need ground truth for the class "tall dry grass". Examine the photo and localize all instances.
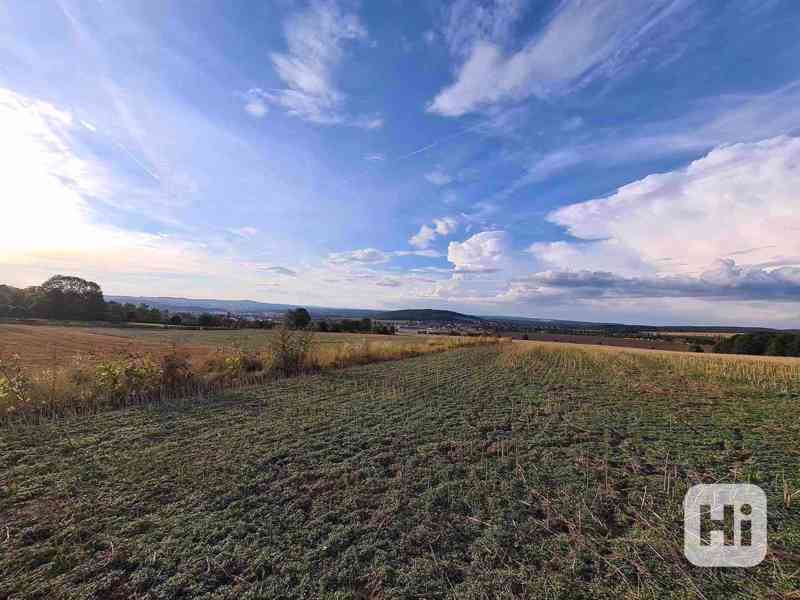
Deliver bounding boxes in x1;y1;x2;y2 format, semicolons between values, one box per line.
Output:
0;330;502;423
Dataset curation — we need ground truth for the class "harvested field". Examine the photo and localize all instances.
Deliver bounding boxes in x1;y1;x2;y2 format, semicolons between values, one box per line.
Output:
2;343;799;598
512;330;699;351
0;323;443;370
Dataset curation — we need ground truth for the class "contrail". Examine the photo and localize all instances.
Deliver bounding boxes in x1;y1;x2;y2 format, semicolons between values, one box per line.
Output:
395;122;485;161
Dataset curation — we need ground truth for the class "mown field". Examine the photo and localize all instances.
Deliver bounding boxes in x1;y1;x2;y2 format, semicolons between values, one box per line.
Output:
2;342;799;598
0;323;435;370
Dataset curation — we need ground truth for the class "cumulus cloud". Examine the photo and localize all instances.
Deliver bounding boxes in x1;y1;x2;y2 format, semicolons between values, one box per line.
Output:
542;136;800;276
424;168;453;186
429;0;696;116
447;230;510;273
252;0;377;127
409;216;459;249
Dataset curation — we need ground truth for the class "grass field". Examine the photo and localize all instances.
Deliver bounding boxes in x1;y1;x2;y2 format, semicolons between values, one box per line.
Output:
2;342;799;598
0;323;438;370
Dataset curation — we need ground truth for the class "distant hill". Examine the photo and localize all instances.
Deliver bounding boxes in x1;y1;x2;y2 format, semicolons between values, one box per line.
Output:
374;309;482;322
106;296;382;319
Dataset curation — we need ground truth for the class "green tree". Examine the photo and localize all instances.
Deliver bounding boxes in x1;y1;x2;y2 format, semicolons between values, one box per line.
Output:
40;275;106;320
286;308;311;329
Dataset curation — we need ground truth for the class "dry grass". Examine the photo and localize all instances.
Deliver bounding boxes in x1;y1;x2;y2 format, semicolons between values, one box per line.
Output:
513;338;800;392
0;329;502;423
0;323;448;370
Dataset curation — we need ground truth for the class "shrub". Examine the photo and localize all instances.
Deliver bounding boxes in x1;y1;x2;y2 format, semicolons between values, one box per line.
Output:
0;354;32;414
91;356;161;401
161;349;194;391
269;324;316;375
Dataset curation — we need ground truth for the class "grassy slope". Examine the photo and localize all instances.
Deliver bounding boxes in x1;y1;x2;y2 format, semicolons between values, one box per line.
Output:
1;345;799;598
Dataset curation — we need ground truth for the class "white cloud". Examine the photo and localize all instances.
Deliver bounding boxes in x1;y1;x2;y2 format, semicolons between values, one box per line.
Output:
448;230;510;273
352;115;384;130
499;260;800;302
441;0;526;58
409;216;459;249
543;136;800;276
257;0;375;127
430;0;696;116
364;152;386;161
228;226;258;237
425;168;453;186
409;225;437;249
257;266;297;276
506;81;800;190
244;96;268;118
393;249;442;258
528;240;652;277
328;248;390;265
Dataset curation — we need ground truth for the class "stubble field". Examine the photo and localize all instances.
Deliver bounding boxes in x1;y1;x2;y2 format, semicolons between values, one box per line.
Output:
1;342;799;598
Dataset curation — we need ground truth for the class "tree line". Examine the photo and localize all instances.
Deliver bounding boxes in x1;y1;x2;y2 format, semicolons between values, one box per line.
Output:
713;332;800;357
0;275;396;334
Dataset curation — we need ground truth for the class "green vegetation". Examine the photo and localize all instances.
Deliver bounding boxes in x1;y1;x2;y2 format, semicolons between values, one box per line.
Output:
1;276;106;321
317;317;396;335
714;332;800;357
2;343;798;598
373;309;482;322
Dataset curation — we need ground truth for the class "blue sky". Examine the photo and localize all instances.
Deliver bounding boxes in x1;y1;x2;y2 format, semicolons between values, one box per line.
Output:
2;0;800;326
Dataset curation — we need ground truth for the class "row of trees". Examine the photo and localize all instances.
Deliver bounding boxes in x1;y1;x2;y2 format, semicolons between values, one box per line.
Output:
1;276;106;321
316;318;396;335
713;332;800;357
1;276;393;334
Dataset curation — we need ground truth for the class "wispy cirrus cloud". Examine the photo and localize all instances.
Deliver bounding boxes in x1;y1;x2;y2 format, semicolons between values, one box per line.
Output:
430;0;699;116
228;226;258;237
247;0;380;128
328;247;443;265
440;0;526;58
424;168;453;186
501;81;800;194
328;247;389;265
257;266;298;276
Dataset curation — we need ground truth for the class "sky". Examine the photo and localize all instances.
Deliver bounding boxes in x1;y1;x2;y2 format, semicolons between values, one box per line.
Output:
2;0;800;326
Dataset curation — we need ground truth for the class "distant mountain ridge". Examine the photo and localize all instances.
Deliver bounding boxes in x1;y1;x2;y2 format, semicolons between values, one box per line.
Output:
106;295;382;319
102;295;793;331
374;309;482;322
